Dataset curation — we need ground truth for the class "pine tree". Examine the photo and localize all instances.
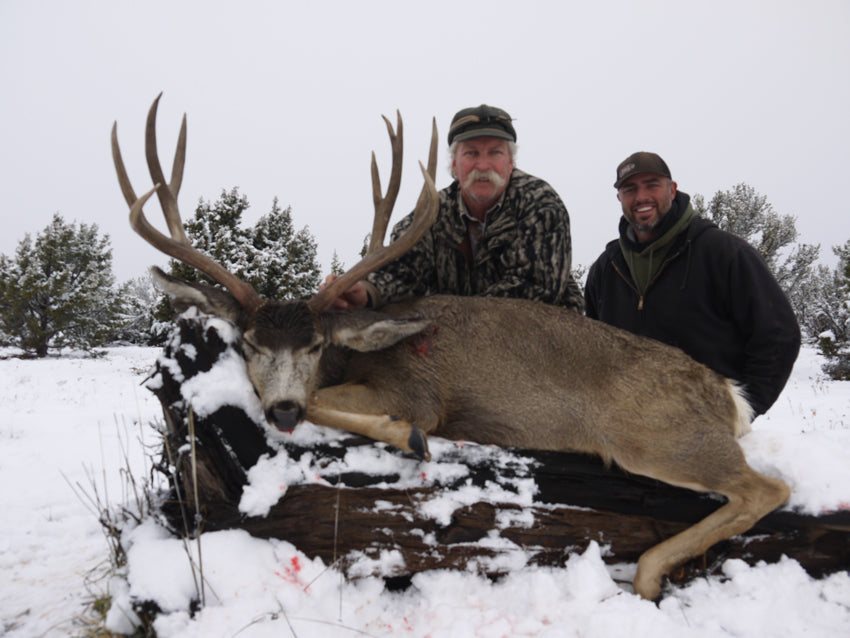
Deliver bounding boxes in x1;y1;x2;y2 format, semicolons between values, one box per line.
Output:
0;214;122;357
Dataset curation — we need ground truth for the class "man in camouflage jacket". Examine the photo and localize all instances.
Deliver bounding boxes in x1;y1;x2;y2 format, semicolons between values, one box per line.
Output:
365;168;583;310
326;104;584;313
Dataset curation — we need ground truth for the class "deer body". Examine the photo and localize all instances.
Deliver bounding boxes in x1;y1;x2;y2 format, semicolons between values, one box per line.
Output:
341;295;744;460
114;96;790;601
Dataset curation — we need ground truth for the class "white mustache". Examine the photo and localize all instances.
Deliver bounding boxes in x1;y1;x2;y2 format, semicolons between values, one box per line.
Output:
463;169;507;190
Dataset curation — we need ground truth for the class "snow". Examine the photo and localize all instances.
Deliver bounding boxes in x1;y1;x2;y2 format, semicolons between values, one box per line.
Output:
1;344;849;637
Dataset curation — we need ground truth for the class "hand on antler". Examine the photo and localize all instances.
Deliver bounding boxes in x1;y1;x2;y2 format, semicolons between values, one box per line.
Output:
319;274;371;309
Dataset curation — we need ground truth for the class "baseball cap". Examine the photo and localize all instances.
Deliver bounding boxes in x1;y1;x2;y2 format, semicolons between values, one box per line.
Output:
614;152;672;188
448;104;517;145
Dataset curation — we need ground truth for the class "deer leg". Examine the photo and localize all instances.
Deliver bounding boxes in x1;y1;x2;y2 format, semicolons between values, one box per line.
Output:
306;384;435;460
632;468;790;600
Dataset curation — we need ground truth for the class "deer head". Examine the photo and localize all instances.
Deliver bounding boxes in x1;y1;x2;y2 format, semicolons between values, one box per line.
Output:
112;94;439;430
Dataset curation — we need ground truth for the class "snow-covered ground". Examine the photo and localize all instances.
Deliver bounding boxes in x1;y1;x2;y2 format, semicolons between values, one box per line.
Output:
1;344;848;637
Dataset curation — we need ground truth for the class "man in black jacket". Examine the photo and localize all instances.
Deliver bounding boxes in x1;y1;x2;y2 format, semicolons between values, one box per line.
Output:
584;151;800;420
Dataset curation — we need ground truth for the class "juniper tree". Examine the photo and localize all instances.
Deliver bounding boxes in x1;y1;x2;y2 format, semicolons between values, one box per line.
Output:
155;188;321;326
329;251;345;276
245;198;320;300
810;241;850;379
693;183;819;319
114;274;162;345
0;214;123;357
174;186;253;283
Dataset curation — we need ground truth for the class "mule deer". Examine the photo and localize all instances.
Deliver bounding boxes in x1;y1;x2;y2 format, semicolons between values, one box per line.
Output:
112;95;790;600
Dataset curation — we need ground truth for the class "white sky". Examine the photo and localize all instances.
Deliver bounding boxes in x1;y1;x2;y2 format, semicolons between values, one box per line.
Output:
1;0;848;282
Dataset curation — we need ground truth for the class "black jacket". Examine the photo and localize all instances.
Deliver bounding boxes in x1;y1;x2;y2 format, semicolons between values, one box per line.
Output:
584;192;801;418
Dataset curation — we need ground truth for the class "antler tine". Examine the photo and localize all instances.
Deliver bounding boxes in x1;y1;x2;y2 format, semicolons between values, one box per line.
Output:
112;95;263;313
309;117;440;313
111;122;137;207
419;117;439;203
144;93;190;244
368;111;403;253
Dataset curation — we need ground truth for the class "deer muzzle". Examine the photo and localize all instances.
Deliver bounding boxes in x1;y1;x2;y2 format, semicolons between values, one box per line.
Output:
266;400;304;432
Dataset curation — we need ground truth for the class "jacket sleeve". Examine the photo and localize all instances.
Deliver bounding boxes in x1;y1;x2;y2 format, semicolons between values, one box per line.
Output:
584;259;602;319
480;182;585;312
726;242;801;416
365;208;438;307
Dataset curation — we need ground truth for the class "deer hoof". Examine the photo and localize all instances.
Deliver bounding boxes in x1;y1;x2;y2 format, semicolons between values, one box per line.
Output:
633;569;665;602
408;425;430;461
652;575;670;605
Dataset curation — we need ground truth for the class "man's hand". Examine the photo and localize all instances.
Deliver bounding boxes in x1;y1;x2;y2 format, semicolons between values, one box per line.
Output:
319;274;370;309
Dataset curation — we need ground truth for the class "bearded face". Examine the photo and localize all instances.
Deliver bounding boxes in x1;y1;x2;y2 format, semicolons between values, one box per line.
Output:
617;173;677;242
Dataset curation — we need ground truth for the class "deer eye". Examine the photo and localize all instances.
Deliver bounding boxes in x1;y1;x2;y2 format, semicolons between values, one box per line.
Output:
242;338;267;358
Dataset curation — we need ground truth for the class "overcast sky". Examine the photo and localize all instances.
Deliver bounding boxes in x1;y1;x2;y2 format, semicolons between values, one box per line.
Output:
1;1;848;282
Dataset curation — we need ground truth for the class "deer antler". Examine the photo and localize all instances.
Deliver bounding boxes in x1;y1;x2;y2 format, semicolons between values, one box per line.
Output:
368;112;404;254
112;94;263;313
309;113;439;313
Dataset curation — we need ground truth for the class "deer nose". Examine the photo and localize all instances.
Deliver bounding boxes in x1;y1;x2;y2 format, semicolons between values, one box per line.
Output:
267;401;304;432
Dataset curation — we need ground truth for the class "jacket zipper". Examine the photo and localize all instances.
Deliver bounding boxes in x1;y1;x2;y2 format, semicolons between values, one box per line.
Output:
611;249;683;312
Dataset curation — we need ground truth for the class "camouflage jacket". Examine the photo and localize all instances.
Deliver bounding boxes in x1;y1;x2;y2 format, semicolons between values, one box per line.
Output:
366;169;584;312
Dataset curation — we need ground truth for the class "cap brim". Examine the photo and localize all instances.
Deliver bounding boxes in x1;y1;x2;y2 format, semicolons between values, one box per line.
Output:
613;170;669;189
452;128;515;144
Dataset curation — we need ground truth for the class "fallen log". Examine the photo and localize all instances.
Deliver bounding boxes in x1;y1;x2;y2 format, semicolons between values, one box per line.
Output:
147;316;850;588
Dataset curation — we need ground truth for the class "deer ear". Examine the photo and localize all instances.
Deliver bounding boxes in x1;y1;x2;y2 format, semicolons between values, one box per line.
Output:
329;315;430;352
150;266;244;323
